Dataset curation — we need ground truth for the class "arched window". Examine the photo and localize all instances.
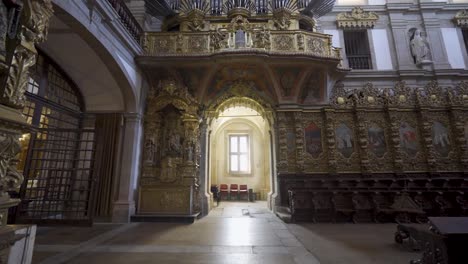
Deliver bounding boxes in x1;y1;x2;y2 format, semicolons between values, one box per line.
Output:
14;51;96;225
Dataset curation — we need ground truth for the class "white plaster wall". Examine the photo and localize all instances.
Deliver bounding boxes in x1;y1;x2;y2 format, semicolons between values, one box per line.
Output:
209;107;271;200
441;28;466;69
335;0;367;5
370;29;394;70
324;30;341;48
211;121;270;199
51;0;143;112
368;0;386;4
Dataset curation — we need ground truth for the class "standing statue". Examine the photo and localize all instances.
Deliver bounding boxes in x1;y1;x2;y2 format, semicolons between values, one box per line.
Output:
410;29;431;65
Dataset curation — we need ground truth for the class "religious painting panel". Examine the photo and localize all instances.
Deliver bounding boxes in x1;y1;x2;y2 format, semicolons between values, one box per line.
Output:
392;111;426;172
302;112;328;173
305;122;322;158
431;121;451;158
399;121;419;157
333;113;360;172
368;124;386;158
424;111;459;171
335;123;354;158
361;112;393;172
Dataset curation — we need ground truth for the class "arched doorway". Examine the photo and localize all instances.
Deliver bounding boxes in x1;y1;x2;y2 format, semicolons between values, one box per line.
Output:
203;91;276;213
13;51;96;225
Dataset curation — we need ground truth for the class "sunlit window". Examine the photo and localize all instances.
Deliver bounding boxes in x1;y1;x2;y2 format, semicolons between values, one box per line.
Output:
229;134;250;173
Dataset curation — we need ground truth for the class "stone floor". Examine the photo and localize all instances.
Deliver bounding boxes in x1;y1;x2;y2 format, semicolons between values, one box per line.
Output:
32;202;420;264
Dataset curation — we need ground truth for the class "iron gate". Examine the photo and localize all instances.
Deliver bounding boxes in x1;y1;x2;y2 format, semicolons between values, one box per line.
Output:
17;127;96;225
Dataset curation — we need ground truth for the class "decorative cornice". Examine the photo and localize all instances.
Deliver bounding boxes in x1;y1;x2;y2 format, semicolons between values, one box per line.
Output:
453;10;468;28
336;7;379;29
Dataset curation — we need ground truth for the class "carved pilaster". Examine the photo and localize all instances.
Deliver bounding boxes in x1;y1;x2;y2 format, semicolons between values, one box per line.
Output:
0;0;53;227
419;110;437;171
324;109;337;173
276;112;289;173
450;110;467;171
355;111;370;173
293;111;304;172
1;0;53;109
388;112;404;173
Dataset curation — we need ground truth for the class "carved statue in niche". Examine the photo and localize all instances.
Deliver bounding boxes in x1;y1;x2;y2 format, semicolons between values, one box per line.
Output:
162;108;184;157
273;11;291;30
186;11;205;32
160;157;180;183
144;139;156;163
409;29;431;65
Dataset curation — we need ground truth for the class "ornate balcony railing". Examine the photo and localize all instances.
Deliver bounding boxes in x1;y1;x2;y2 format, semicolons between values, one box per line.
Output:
107;0;143;42
143;30;342;61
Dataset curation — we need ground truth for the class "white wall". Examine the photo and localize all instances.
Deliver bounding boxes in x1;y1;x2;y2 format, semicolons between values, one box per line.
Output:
370;29;394;70
324;30;341;48
441;28;466;69
209;107;271;200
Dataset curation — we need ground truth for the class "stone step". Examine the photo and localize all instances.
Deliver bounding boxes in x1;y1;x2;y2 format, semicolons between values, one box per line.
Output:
275;206;292;223
131;213;200;224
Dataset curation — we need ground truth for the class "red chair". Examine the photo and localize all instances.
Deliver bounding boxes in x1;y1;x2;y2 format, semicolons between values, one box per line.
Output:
239;184;248;200
219;184;229;200
230;184;239;200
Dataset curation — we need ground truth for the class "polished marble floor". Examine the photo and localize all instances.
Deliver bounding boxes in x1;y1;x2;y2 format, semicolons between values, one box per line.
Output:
32;201;419;264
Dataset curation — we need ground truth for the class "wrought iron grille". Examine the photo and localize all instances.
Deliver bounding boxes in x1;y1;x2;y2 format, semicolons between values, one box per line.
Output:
15;52;96;225
343;30;372;70
462;28;468;54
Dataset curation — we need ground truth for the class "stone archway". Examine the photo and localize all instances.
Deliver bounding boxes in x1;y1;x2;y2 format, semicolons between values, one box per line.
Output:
201;81;277;214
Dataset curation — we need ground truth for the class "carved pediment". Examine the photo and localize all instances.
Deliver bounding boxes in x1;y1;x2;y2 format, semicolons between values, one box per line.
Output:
336;7;379;29
147;79;199;116
454;10;468;27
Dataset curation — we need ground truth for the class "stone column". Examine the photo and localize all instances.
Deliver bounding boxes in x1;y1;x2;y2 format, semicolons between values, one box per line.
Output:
112;113;142;222
199;121;209;217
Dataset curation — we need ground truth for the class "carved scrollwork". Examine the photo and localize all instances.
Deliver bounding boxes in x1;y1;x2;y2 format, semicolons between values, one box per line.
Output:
330;81;352;108
306;36;326;56
273;34;294;51
451;81;468;106
1;0;53;109
336;7;379;29
417;81;447;108
388;81;416;108
0;132;23;194
453;9;468;28
354;82;384;108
